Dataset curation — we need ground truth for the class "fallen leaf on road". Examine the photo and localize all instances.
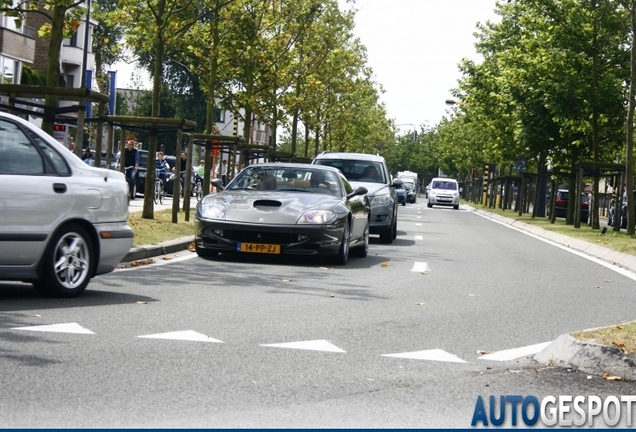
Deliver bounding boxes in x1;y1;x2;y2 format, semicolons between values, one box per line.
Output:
415;302;426;306
187;242;196;252
616;325;624;330
136;301;148;304
469;294;480;297
162;257;173;261
130;259;155;267
34;314;41;317
612;341;626;351
282;279;291;282
319;267;331;270
603;373;621;381
507;369;520;374
476;350;489;355
420;272;427;275
381;262;389;267
605;279;611;282
594;285;601;289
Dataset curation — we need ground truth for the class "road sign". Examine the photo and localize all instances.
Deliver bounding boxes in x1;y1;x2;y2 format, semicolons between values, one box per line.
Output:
53;123;68;144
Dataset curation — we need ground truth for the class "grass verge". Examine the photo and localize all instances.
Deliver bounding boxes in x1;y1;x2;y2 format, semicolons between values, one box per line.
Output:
572;321;636;355
129;209;195;247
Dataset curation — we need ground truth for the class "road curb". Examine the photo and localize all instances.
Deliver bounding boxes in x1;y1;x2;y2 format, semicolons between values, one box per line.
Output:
534;333;636;381
121;236;194;262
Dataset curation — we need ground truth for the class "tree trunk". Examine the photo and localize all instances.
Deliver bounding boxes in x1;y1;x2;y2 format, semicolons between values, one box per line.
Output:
142;20;165;220
42;5;68;137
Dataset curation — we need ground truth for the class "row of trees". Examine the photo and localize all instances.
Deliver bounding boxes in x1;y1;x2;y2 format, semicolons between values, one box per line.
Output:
393;0;636;234
1;0;397;160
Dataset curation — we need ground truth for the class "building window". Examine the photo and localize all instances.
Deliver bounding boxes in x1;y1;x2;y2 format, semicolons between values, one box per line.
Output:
214;107;225;123
0;0;22;32
65;74;75;88
0;56;20;84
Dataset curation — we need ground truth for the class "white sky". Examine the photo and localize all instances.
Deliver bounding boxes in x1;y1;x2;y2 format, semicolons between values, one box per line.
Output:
345;0;500;134
112;0;501;134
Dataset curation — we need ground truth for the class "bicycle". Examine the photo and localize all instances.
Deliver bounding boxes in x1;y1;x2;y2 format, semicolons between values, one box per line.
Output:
154;172;164;205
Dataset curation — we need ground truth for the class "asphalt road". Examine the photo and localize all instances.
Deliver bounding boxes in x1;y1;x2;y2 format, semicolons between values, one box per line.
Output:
1;200;635;428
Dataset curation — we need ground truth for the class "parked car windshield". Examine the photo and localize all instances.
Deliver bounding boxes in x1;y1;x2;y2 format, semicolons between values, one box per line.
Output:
227;166;342;196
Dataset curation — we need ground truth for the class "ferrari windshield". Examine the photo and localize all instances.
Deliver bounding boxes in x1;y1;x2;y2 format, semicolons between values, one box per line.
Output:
227;166;342;196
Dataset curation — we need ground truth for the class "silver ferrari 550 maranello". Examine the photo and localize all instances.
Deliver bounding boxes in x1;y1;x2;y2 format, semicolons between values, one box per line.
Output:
194;163;370;265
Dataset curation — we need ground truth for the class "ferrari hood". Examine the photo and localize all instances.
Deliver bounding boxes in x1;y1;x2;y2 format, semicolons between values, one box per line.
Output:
201;190;340;224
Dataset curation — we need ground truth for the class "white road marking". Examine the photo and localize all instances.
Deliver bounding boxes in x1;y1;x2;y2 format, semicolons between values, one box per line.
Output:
12;322;95;334
138;330;223;343
416;216;422;219
416;223;422;226
261;339;346;353
382;349;468;363
414;235;423;240
478;342;551;361
411;262;430;272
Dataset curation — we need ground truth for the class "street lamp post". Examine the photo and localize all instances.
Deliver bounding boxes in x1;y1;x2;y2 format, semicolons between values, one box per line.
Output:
396;123;417;142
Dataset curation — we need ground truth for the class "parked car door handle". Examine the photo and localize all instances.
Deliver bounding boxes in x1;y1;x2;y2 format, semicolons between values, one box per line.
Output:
53;183;67;194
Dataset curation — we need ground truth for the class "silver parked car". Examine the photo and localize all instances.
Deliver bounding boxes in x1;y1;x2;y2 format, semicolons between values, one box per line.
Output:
312;152;398;243
0;112;134;297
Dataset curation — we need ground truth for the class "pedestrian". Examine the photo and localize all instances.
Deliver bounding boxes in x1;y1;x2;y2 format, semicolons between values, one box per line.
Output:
220;159;228;186
122;140;139;200
175;151;188;197
81;147;92;162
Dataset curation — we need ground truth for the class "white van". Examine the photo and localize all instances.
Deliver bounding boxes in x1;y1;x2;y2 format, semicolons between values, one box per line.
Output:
427;177;460;210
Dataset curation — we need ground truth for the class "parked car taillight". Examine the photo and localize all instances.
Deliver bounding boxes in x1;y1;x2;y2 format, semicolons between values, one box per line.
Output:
556;199;566;206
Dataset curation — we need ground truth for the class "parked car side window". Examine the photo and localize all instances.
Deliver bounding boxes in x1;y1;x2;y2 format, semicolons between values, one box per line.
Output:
0;120;44;175
31;135;71;176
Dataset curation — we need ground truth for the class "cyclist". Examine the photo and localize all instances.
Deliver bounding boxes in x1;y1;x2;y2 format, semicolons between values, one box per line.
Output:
121;140;139;200
155;151;170;188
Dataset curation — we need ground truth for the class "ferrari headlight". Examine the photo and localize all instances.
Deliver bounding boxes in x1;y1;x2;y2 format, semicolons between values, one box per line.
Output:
371;195;390;205
297;210;336;224
200;203;227;220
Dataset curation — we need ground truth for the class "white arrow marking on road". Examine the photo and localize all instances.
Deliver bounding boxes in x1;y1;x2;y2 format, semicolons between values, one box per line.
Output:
478;342;551;361
12;322;95;334
382;349;468;363
138;330;223;343
414;235;423;240
261;339;346;353
411;262;429;272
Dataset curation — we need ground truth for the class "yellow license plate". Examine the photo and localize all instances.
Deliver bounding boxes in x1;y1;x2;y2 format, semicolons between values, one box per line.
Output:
238;242;280;254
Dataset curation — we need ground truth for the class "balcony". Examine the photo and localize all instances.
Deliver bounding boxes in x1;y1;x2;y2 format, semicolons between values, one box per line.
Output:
0;27;35;63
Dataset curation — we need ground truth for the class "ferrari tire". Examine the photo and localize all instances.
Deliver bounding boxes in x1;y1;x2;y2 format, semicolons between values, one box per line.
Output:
331;222;350;265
